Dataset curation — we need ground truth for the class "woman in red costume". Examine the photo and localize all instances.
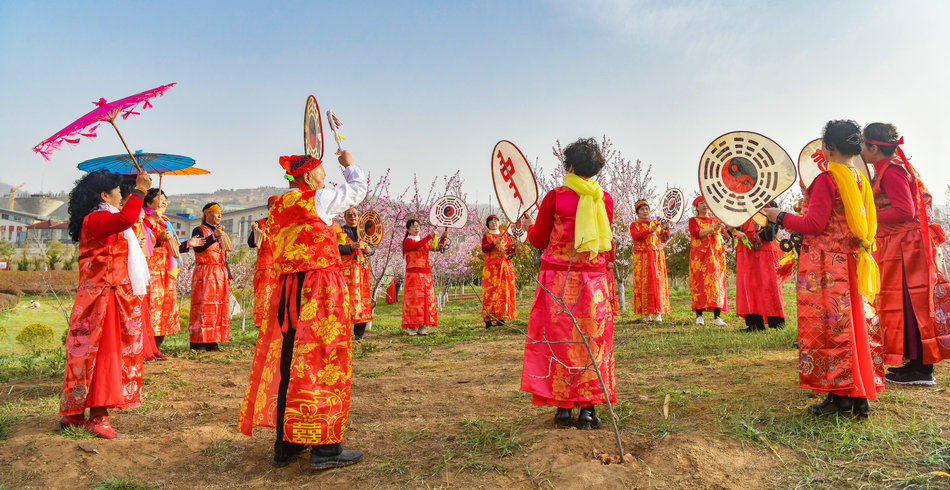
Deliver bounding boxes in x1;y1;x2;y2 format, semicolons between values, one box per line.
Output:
862;123;949;384
239;151;366;470
247;195;279;329
401;219;445;336
143;189;181;348
179;202;232;351
629;200;670;322
520;138;616;430
58;170;152;439
481;214;517;328
765;120;884;418
689;196;729;325
129;203;162;362
734;209;785;331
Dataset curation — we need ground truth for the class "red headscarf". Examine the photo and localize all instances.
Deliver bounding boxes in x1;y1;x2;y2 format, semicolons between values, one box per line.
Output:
279;155;322;177
692;196;705;207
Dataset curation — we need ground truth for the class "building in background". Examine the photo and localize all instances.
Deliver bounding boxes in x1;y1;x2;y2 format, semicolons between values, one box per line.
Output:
166;204;268;246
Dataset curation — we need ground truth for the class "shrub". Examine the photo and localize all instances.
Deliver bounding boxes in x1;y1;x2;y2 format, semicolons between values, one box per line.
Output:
0;292;19;311
16;322;55;354
179;306;190;330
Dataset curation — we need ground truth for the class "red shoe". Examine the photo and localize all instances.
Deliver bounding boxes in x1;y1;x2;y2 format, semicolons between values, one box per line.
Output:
85;413;117;439
154;352;167;360
58;413;85;431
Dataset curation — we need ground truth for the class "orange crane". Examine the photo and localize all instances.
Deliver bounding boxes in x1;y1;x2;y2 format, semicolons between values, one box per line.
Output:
8;182;25;210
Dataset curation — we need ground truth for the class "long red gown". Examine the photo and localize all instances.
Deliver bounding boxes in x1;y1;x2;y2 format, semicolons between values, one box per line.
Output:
785;171;884;398
188;225;230;343
872;157;949;365
688;216;729;311
734;220;785;319
521;187;616;409
60;193;146;416
339;225;374;324
629;219;670;315
401;235;438;329
144;217;180;336
251;218;276;328
238;189;353;445
481;232;517;322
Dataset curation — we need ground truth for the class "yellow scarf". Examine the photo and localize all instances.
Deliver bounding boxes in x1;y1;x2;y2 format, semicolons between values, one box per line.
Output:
563;173;613;258
825;162;879;302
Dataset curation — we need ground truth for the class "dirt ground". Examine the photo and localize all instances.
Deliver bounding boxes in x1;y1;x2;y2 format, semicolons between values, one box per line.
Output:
0;325;789;489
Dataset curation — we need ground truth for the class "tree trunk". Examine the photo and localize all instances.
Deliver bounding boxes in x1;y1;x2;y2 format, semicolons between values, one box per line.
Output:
617;281;626;312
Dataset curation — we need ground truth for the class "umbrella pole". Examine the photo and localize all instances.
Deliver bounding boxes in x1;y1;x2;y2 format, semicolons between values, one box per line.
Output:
159;174;163;193
108;119;144;172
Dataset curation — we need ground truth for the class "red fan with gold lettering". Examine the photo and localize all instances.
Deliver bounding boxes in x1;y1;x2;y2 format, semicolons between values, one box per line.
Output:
698;131;796;228
491;140;539;223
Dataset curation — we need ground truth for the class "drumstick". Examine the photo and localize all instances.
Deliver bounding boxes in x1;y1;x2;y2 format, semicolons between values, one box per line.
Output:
326;110;344;153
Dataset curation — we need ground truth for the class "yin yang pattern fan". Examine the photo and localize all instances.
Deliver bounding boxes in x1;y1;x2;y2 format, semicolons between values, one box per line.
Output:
429;196;468;229
660;188;685;223
698;131;796;228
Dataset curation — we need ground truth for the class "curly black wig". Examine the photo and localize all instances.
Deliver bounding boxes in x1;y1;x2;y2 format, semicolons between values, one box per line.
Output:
67;170;124;242
563;137;606;178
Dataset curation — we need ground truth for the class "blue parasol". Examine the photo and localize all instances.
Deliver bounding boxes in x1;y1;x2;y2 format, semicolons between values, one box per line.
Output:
77;150;195;175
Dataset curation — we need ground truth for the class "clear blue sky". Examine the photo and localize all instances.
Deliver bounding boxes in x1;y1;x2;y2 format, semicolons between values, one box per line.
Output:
1;1;948;206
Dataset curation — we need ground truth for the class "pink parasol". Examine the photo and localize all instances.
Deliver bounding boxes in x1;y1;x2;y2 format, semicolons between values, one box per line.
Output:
33;83;176;171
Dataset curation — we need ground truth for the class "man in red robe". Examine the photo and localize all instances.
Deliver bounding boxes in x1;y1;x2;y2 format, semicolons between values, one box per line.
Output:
337;206;375;339
238;150;367;470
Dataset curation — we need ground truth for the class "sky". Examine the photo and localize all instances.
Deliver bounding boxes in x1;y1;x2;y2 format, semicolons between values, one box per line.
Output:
1;0;949;208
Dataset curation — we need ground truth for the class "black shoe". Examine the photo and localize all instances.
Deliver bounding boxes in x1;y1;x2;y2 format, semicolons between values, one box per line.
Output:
273;441;308;467
190;342;203;351
851;397;870;419
576;405;601;429
807;393;852;416
485;321;493;329
885;363;912;374
496;320;506;327
554;408;572;428
206;343;220;352
310;448;363;470
884;368;936;386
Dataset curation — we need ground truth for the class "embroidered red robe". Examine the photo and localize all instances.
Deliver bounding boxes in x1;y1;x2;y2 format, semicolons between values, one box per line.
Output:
629;219;671;315
189;225;230;342
481;232;517;322
688;216;729;312
402;235;438;329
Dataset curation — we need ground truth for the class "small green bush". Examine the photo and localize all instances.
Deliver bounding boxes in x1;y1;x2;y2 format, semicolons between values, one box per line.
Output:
15;322;55;354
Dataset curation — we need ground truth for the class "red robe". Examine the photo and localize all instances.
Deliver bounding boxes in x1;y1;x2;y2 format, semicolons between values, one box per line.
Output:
144;217;180;336
238;189;352;445
252;217;276;328
188;225;230;343
734;220;785;318
522;187;616;409
785;172;884;398
688;216;729;311
338;225;373;324
481;232;517;322
60;193;146;415
402;235;438;329
629;220;670;314
872;157;948;364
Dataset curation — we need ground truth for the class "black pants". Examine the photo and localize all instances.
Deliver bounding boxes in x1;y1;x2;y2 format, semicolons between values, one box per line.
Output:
696;308;721;318
155;335;165;348
744;314;786;330
273;271;341;456
353;322;368;339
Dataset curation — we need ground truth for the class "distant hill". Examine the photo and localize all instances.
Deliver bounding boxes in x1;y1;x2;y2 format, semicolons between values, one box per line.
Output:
166;186;288;215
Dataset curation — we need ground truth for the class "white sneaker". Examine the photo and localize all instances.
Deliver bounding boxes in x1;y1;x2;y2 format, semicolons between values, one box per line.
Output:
695;316;705;325
712;317;727;326
417;327;429;336
407;328;418;336
655;314;662;323
645;314;654;322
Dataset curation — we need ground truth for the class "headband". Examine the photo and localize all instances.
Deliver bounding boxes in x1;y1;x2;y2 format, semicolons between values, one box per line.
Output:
635;200;648;211
204;203;221;214
279;155;323;178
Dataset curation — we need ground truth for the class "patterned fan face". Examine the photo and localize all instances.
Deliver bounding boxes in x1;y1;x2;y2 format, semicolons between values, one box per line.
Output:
660;188;685;223
507;220;528;243
357;210;383;245
698;131;796;227
491;140;539;222
429;196;468;229
798;138;871;189
304;95;323;160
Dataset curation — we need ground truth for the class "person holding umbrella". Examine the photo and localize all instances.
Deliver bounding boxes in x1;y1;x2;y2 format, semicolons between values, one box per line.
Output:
58;170;152;439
